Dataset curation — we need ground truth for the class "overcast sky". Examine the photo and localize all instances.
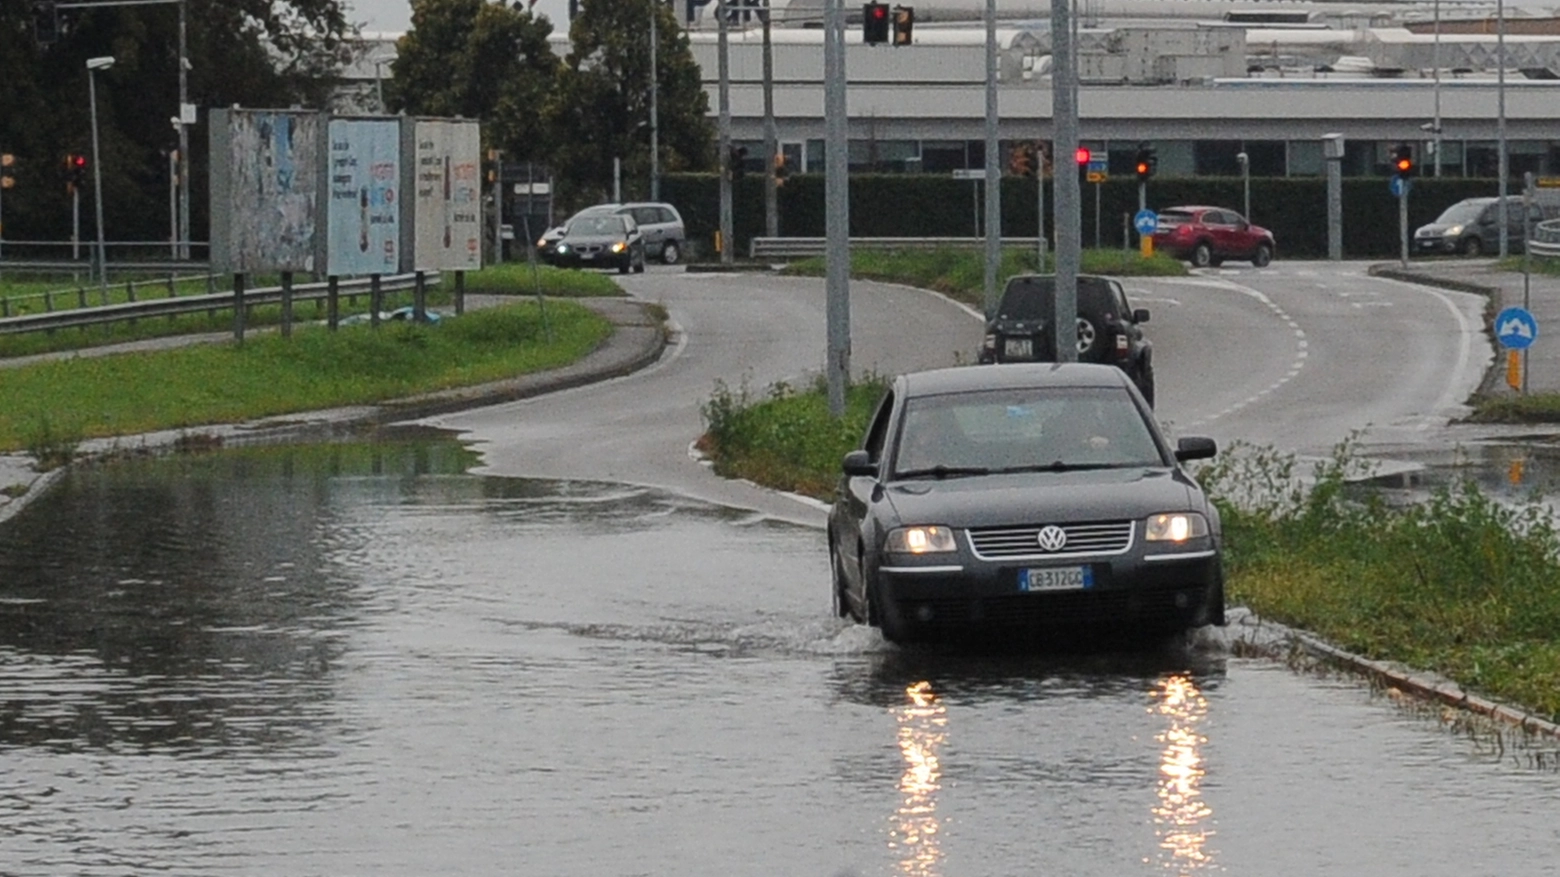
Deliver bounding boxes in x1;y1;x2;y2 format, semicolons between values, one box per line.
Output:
345;0;574;35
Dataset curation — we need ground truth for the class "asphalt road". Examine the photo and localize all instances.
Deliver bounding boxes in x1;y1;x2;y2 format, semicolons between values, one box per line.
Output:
425;260;1491;521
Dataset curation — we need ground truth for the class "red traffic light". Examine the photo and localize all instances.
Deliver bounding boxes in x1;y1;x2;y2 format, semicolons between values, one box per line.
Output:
1394;158;1412;173
72;155;86;168
870;3;887;18
1074;147;1091;165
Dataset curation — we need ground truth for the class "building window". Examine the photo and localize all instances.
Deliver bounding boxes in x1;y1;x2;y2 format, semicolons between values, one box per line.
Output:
1243;141;1285;176
920;140;970;173
1289;140;1323;176
1194;141;1244;176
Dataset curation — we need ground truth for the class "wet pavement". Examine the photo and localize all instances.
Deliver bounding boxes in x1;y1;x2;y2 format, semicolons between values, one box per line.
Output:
3;437;1560;876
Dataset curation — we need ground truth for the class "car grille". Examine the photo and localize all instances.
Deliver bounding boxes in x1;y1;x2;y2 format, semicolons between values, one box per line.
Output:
967;521;1133;559
901;581;1203;629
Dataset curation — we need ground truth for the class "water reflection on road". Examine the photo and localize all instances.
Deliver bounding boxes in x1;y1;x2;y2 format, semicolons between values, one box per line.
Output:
2;434;1560;876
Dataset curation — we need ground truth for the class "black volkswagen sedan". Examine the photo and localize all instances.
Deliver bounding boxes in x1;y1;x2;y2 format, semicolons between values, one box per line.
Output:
827;363;1224;645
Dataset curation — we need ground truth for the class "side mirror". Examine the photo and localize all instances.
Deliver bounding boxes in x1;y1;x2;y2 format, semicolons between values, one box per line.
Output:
842;449;877;477
1133;308;1150;323
1174;436;1218;462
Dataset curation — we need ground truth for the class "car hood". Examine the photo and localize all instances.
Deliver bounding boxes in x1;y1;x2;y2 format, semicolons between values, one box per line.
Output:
882;466;1204;528
1415;223;1459;236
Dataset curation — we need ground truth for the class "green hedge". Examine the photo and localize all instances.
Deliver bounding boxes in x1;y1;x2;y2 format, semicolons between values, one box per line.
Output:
661;172;1507;260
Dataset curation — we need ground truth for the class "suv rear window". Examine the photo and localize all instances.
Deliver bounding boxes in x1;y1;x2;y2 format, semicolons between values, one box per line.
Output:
996;277;1114;321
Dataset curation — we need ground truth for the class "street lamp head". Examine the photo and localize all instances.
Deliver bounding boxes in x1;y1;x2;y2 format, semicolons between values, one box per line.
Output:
87;56;115;70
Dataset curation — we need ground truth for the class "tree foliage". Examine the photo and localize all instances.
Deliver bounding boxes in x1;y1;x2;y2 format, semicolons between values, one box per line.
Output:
388;0;558;162
0;0;354;244
545;0;713;204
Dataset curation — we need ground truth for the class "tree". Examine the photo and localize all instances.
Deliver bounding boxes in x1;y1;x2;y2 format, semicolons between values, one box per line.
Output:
388;0;558;164
0;0;354;244
546;0;712;205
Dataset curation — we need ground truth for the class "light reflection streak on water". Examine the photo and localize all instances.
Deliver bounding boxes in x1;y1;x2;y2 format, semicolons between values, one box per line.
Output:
1151;674;1214;874
890;680;946;877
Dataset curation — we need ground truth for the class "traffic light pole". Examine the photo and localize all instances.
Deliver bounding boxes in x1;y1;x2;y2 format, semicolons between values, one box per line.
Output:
1399;184;1409;268
717;0;733;267
1037;159;1046;272
982;0;1000;317
1051;0;1080;363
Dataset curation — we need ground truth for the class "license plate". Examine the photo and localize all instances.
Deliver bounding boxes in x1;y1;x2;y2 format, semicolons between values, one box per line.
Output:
1003;338;1033;359
580;252;595;260
1019;565;1093;592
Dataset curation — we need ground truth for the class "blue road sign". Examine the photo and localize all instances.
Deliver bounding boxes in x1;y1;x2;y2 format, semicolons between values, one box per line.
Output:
1134;209;1158;235
1495;306;1539;350
1390;176;1410;198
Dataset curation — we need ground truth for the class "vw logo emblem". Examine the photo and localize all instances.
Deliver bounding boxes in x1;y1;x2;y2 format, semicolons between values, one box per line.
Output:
1036;525;1067;552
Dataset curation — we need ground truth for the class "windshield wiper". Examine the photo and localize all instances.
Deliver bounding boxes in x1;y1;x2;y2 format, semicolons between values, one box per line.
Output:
895;465;992;480
997;461;1152;473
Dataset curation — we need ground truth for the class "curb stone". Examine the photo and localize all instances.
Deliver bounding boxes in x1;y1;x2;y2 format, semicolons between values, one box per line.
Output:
1223;608;1560;740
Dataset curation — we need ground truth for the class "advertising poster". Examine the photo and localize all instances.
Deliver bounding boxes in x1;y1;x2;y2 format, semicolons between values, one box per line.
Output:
411;119;483;271
217;110;322;273
326;118;401;276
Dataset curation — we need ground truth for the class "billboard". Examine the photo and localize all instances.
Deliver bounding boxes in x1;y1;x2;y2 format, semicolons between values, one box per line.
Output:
409;119;483;271
325;118;401;276
209;109;323;274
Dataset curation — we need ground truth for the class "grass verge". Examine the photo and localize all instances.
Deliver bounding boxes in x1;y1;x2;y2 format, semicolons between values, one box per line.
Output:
0;299;612;452
779;247;1186;311
700;376;1560;723
0;263;621;359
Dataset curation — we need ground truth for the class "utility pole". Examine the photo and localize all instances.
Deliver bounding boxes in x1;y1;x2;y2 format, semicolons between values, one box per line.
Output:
650;0;660;201
982;0;1000;317
1052;0;1080;363
717;0;734;266
824;0;849;416
762;2;778;238
177;0;190;260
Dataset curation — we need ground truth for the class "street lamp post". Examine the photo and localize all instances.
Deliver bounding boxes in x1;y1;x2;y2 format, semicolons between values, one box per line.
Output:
1237;151;1250;221
87;55;114;291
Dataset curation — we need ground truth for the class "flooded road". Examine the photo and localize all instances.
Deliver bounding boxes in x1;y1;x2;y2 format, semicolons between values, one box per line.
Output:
3;435;1559;876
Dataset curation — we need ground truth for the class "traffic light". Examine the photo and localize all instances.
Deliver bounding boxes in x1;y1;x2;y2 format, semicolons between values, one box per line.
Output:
774;151;790;186
729;145;748;181
1134;143;1157;183
1076;146;1092;183
892;6;914;45
64;153;87;191
862;3;890;44
34;1;59;45
1390;143;1414;179
1009;143;1034;178
1;154;15;191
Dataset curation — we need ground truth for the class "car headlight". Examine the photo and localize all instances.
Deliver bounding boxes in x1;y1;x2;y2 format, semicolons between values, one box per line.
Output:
1445;224;1463;236
1145;512;1210;542
611;241;627;253
886;525;958;554
556;244;570;254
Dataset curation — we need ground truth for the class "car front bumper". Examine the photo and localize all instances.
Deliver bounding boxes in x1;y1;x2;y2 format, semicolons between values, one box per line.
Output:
875;549;1220;637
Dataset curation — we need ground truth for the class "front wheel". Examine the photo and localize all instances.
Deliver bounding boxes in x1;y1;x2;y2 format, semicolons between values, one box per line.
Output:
1462;236;1484;257
1136;361;1156;407
661;241;682;265
1252;243;1273;267
830;540;853;619
1191;241;1214;268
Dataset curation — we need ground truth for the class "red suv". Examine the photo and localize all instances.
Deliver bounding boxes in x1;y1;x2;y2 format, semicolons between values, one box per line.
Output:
1152;206;1275;268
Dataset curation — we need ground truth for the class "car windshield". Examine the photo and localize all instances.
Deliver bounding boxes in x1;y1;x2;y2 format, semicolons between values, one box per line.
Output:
892;387;1165;477
567;216;626;236
996;277;1113;321
1436;202;1487;224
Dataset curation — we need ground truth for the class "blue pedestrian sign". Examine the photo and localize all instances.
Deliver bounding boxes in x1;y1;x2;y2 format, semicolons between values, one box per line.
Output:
1495;306;1538;350
1134;209;1158;235
1390;175;1410;198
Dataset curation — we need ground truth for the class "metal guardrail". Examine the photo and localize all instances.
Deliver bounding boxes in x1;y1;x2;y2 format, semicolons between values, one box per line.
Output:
0;259;213;273
0;273;434;336
748;236;1046;259
1529;218;1560;258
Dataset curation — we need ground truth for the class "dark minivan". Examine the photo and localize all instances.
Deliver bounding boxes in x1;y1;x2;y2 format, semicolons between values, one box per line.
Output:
978;273;1156;406
1414;196;1555;256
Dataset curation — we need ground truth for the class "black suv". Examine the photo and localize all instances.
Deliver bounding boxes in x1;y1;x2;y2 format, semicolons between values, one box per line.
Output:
977;273;1156;405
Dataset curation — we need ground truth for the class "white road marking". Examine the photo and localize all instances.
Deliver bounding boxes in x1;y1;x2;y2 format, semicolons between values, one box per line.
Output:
1161;276;1308;429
